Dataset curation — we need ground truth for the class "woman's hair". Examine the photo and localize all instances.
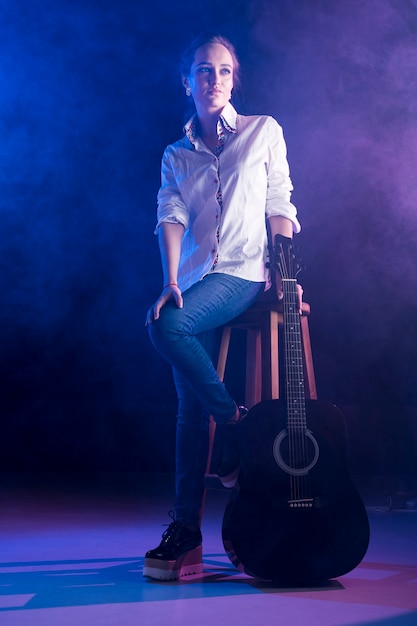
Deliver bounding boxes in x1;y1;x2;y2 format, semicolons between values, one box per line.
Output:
180;31;241;94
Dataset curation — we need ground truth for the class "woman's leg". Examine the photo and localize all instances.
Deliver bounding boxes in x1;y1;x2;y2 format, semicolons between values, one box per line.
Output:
148;274;263;423
171;328;217;528
172;369;209;528
144;275;263;580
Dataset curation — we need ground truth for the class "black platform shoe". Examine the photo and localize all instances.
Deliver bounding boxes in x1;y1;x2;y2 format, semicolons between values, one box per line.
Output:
143;515;203;581
217;406;248;488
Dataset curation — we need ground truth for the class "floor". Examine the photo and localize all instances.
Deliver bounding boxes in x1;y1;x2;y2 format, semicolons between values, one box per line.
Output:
0;472;416;626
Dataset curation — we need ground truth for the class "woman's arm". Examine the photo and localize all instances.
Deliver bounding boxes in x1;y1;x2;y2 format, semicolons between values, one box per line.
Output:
145;222;185;325
158;222;184;287
267;215;303;309
268;215;293;241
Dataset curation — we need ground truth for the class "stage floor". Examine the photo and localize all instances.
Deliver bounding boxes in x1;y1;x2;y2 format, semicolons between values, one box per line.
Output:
0;472;416;626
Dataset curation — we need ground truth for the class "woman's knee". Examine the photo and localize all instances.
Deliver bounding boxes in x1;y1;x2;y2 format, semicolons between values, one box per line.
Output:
148;306;183;349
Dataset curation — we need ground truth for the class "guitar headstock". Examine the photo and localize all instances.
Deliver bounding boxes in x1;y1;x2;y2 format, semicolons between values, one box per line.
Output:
273;234;303;282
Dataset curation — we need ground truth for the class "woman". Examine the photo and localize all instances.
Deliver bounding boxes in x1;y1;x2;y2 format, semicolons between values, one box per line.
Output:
144;32;301;581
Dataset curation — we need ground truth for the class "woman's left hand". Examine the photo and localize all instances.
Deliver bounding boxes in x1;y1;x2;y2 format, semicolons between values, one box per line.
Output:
145;284;183;326
276;277;303;315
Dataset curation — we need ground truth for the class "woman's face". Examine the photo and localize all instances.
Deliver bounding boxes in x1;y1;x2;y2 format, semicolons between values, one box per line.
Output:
183;43;234;115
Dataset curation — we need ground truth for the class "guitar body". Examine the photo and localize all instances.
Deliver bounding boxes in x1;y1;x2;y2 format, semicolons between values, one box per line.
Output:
222;398;370;585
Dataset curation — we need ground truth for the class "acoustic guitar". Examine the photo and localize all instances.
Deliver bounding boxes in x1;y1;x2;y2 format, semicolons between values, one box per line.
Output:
222;239;370;585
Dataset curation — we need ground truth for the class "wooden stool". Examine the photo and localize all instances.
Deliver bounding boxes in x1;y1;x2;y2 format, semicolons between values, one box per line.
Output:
217;298;317;406
205;295;317;480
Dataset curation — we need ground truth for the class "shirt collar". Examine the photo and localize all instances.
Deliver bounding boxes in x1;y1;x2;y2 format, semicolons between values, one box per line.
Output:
184;102;238;145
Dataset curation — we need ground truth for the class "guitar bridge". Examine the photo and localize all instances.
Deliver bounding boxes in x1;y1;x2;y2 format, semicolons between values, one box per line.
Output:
288;498;314;508
288;497;327;509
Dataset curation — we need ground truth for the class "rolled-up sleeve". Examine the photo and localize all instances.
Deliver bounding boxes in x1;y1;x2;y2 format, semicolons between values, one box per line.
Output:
155;147;190;234
265;118;301;234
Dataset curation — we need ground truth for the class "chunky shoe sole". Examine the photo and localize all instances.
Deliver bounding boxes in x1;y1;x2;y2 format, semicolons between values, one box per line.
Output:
143;545;203;580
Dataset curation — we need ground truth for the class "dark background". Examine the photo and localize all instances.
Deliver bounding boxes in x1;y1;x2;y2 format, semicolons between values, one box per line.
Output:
1;0;416;482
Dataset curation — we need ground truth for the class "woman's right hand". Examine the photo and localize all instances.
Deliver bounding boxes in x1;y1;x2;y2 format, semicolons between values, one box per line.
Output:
145;284;183;326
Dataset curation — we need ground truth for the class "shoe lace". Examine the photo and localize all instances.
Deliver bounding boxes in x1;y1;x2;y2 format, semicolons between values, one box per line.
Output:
161;511;182;543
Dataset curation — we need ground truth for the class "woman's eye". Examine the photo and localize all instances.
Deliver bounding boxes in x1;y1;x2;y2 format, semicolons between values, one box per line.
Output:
221;68;231;74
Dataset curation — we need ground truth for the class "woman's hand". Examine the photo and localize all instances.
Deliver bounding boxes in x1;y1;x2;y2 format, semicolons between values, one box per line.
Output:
276;276;303;315
145;284;183;326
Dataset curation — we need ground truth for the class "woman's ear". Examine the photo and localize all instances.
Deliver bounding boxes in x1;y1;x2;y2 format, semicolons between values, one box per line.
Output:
182;76;192;97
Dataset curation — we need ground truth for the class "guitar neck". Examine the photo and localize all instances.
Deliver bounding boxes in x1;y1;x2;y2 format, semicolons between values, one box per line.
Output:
282;279;307;430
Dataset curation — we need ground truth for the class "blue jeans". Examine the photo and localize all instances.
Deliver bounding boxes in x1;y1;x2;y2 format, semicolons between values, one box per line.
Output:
148;273;264;527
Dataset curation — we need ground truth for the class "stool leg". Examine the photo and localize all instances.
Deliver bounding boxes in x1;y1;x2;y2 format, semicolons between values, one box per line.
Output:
301;315;317;400
245;327;262;407
205;417;217;475
216;326;231;383
260;311;280;400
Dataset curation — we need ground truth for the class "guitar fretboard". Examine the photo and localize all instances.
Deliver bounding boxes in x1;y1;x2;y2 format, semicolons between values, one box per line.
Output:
282;278;306;432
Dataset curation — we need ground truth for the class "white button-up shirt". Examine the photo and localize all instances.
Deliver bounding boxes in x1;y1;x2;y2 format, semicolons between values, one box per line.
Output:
156;102;301;292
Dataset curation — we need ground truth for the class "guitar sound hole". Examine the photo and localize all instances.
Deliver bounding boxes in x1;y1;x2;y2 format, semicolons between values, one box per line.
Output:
273;428;319;476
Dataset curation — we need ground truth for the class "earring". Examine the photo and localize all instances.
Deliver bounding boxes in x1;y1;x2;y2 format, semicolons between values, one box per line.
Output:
186;87;191;96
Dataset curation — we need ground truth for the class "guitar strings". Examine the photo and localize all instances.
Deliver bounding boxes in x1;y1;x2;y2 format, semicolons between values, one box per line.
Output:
283;273;309;504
